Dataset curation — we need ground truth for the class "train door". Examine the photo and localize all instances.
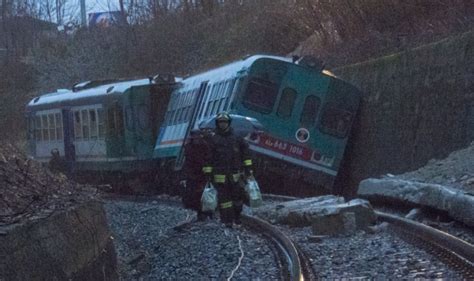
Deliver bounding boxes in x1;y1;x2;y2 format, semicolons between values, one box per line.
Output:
126;86;155;159
174;81;209;170
106;100;127;158
62;108;75;172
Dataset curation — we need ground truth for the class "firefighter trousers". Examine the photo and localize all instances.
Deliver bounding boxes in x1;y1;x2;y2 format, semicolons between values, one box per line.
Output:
214;175;247;224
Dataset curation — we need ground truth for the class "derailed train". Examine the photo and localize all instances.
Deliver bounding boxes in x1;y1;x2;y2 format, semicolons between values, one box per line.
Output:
26;55;361;195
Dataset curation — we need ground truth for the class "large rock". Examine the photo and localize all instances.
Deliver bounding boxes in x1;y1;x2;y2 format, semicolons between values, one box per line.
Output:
358;178;474;227
0;200;118;281
253;195;376;233
311;212;357;236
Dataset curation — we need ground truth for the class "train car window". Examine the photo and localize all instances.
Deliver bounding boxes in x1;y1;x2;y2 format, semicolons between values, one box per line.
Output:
55;113;63;140
125;107;134;130
204;100;212;117
178;92;185;107
41;115;49;141
180;107;187;123
137;105;148;129
300;95;320;127
74;111;83;140
89;109;98;139
48;114;56;140
182;106;187;122
222;96;230;111
242;78;278;114
107;108;116;134
184;106;191;121
81;110;89;139
210;83;218;99
176;107;182;123
183;106;189;121
186;91;193;106
169;109;176;125
35;116;42;141
182;106;190;122
209;100;217;115
115;108;124;136
173;108;181;124
217;82;225;98
277;88;297;119
169;110;177;125
224;79;236;99
175;108;181;124
319;106;353;138
196;89;207;119
174;93;181;110
97;109;105;139
217;98;224;112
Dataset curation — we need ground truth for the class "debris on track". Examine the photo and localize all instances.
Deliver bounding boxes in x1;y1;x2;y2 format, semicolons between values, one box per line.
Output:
0;142;97;226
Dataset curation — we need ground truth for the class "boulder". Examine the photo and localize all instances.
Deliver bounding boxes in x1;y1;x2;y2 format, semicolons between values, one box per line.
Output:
0;200;118;281
253;195;376;233
312;212;357;236
358;178;474;227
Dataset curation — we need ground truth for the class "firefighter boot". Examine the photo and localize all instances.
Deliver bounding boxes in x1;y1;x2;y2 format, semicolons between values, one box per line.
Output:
197;211;206;221
233;201;243;225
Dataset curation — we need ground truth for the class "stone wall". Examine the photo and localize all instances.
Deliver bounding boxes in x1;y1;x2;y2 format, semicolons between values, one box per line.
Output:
334;31;474;195
0;201;118;280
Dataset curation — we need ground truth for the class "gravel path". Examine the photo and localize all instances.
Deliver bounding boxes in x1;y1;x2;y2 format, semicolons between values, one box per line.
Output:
104;199;280;280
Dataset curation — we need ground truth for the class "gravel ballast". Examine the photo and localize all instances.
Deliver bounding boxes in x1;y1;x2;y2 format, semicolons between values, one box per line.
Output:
104;199;280;280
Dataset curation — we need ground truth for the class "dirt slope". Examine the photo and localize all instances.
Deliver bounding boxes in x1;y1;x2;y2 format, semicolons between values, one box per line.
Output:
0;142;97;226
395;142;474;194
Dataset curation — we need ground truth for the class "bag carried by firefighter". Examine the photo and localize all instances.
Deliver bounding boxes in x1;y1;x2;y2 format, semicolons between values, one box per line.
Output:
201;182;218;212
244;176;263;208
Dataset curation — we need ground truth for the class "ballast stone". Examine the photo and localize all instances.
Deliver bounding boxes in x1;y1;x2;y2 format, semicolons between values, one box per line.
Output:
253;195;376;234
358;178;474;227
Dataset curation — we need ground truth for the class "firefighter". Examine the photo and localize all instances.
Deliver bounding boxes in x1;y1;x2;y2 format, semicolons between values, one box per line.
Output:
203;112;253;228
181;129;213;221
48;148;65;174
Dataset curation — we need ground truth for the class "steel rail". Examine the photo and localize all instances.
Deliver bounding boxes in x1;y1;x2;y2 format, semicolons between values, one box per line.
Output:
376;210;474;278
242;214;304;281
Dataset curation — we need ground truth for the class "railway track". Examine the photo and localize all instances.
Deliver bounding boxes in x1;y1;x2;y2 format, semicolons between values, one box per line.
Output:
376;211;474;279
103;194;314;280
261;194;474;279
104;193;474;279
242;214;315;280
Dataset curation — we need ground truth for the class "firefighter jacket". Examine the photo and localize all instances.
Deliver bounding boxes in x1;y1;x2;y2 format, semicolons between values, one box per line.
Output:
203;127;252;180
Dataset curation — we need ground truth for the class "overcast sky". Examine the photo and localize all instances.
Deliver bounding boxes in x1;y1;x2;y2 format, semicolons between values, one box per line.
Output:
60;0;119;24
85;0;119;13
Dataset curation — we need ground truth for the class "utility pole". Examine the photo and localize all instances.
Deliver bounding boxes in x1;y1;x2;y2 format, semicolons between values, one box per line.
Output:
119;0;125;23
80;0;86;27
56;0;61;25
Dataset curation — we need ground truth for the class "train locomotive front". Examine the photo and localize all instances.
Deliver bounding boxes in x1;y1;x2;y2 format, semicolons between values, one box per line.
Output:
154;55;361;196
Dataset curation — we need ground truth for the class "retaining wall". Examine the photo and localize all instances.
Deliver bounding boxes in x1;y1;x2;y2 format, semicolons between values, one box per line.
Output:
334;31;474;195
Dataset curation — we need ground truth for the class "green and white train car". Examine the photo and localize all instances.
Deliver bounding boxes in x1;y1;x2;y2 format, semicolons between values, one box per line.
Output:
26;77;175;179
26;54;360;195
154;55;361;194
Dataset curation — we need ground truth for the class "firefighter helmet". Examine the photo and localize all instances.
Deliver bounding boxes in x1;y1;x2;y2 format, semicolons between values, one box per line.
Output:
215;112;232;126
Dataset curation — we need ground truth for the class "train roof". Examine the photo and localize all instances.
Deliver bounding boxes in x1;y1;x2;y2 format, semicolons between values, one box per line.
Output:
27;78;152;108
177;55;292;91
